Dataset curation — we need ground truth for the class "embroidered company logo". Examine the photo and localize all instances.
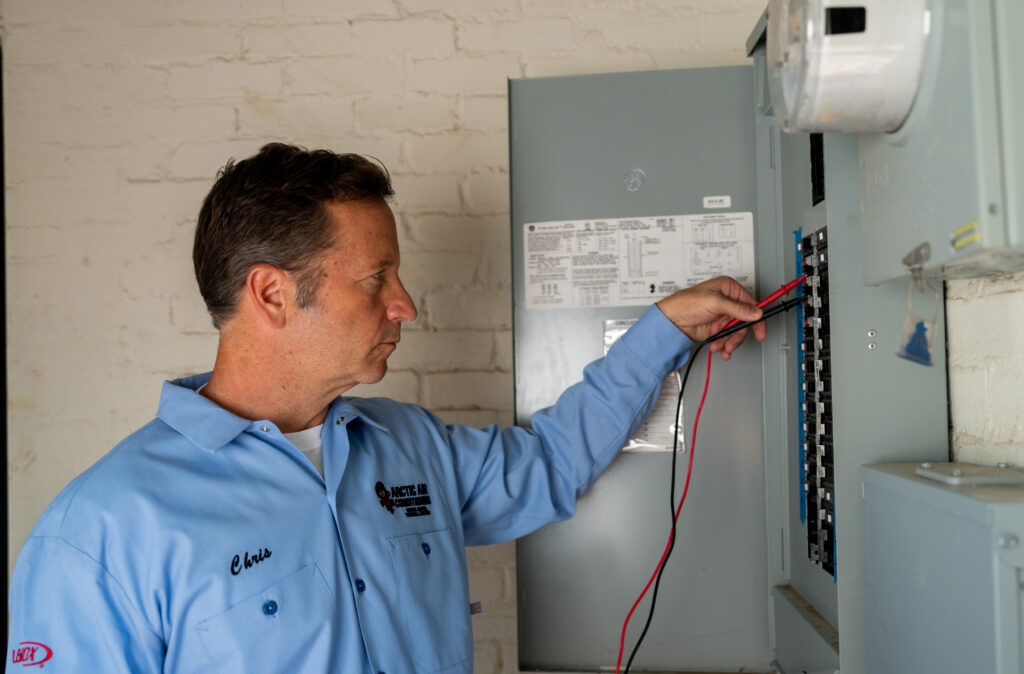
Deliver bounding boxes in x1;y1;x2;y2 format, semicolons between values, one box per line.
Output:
375;480;432;517
11;642;52;668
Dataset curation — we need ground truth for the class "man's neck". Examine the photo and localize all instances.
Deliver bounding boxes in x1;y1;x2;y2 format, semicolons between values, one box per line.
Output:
201;342;341;434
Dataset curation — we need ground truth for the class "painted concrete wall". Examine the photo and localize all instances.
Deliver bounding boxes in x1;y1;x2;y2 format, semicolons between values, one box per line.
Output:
4;1;1022;672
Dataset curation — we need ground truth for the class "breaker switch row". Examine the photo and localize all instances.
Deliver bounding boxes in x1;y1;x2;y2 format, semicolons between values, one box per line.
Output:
797;226;836;577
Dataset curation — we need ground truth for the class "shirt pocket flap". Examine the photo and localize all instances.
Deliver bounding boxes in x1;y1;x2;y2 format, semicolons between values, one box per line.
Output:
195;563;334;669
387;528;472;671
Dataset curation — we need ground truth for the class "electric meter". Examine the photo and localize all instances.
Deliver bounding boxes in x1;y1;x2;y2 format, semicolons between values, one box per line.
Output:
766;0;929;133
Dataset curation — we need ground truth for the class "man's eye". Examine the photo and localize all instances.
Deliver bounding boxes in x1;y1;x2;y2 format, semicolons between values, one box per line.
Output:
370;271;383;281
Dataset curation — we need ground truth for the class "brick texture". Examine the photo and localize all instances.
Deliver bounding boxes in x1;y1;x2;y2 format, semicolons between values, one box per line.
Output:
946;272;1024;467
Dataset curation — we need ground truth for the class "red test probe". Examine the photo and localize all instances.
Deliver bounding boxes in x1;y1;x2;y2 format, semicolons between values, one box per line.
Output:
721;274;807;331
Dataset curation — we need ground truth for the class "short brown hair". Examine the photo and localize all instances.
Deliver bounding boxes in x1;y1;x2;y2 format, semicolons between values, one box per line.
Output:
193;143;394;329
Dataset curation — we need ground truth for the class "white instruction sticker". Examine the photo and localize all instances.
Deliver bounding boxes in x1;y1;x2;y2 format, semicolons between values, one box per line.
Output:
523;212;754;309
604;318;683;453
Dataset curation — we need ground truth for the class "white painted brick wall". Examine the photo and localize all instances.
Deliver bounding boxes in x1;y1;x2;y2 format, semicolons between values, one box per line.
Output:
8;1;1021;672
946;272;1024;467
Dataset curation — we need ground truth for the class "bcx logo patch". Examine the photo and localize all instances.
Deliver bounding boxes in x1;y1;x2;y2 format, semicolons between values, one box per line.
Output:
11;641;52;667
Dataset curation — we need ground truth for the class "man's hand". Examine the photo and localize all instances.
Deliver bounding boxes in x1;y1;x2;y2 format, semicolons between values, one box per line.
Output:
657;276;767;360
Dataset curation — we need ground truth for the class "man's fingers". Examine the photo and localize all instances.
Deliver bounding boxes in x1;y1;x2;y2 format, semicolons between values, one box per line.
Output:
703;291;761;325
753;320;768;341
727;297;762;322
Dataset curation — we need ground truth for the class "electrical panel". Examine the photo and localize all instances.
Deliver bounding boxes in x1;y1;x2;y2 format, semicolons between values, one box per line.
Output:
506;3;1023;671
509;60;950;673
751;11;951;671
749;116;949;674
510;66;773;673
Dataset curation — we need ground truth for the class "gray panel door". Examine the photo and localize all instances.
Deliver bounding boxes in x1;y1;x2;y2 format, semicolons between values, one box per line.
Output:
510;67;771;672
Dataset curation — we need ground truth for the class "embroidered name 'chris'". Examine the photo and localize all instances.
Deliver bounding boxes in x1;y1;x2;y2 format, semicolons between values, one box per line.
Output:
231;547;272;576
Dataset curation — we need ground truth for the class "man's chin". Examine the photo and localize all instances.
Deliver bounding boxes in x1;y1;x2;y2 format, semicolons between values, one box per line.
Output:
358;363;388;386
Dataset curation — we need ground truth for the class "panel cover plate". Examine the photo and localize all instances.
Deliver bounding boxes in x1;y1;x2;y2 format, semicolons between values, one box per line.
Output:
915;462;1024;486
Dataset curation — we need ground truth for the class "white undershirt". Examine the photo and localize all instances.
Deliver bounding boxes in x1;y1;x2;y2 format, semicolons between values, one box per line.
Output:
284;424;325;478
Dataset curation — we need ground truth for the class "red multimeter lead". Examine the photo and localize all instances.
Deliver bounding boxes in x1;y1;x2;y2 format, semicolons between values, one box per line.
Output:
721;274;807;331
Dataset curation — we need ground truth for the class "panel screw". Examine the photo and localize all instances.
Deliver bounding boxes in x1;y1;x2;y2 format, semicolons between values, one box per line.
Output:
998;534;1019;549
867;329;877;338
868;342;877;350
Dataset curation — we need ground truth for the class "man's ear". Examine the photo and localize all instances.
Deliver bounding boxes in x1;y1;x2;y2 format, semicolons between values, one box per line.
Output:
245;264;294;329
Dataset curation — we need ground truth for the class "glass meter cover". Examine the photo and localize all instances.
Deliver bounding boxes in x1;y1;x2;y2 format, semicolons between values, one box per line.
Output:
767;0;929;133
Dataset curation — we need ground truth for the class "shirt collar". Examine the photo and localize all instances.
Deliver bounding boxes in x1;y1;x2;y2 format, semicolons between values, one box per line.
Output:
157;373;251;453
328;397;390;433
157;373;388;452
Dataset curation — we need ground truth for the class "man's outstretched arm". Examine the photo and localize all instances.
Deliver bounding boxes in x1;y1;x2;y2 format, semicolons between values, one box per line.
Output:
451;276;766;545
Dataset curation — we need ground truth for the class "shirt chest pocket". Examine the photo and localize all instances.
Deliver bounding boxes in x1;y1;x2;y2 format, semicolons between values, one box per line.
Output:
194;564;334;670
388;528;473;672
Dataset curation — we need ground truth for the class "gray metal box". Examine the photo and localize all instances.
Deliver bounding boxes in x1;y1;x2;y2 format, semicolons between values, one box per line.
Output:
510;67;773;672
858;0;1024;283
862;463;1024;674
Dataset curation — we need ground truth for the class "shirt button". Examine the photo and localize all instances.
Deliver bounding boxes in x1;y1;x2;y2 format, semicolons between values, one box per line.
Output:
262;600;278;615
355;578;366;593
422;543;431;556
260;425;269;432
336;416;345;425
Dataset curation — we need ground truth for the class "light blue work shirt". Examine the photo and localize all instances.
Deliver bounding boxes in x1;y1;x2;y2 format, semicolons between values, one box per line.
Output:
7;305;692;673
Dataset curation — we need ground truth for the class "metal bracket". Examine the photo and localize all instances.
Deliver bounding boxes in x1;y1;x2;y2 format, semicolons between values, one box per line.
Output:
902;241;931;291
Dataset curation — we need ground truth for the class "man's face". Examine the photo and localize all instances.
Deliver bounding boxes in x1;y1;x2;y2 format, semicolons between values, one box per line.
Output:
290;199;417;393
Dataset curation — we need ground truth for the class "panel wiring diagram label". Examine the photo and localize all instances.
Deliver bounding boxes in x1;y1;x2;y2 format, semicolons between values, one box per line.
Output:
523;212;754;309
681;212;755;289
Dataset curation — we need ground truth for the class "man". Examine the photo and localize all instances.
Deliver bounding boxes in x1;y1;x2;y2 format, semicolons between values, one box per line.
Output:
7;144;764;672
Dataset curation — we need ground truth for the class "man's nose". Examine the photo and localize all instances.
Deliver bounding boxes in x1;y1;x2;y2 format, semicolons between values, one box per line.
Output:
388;278;418;323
